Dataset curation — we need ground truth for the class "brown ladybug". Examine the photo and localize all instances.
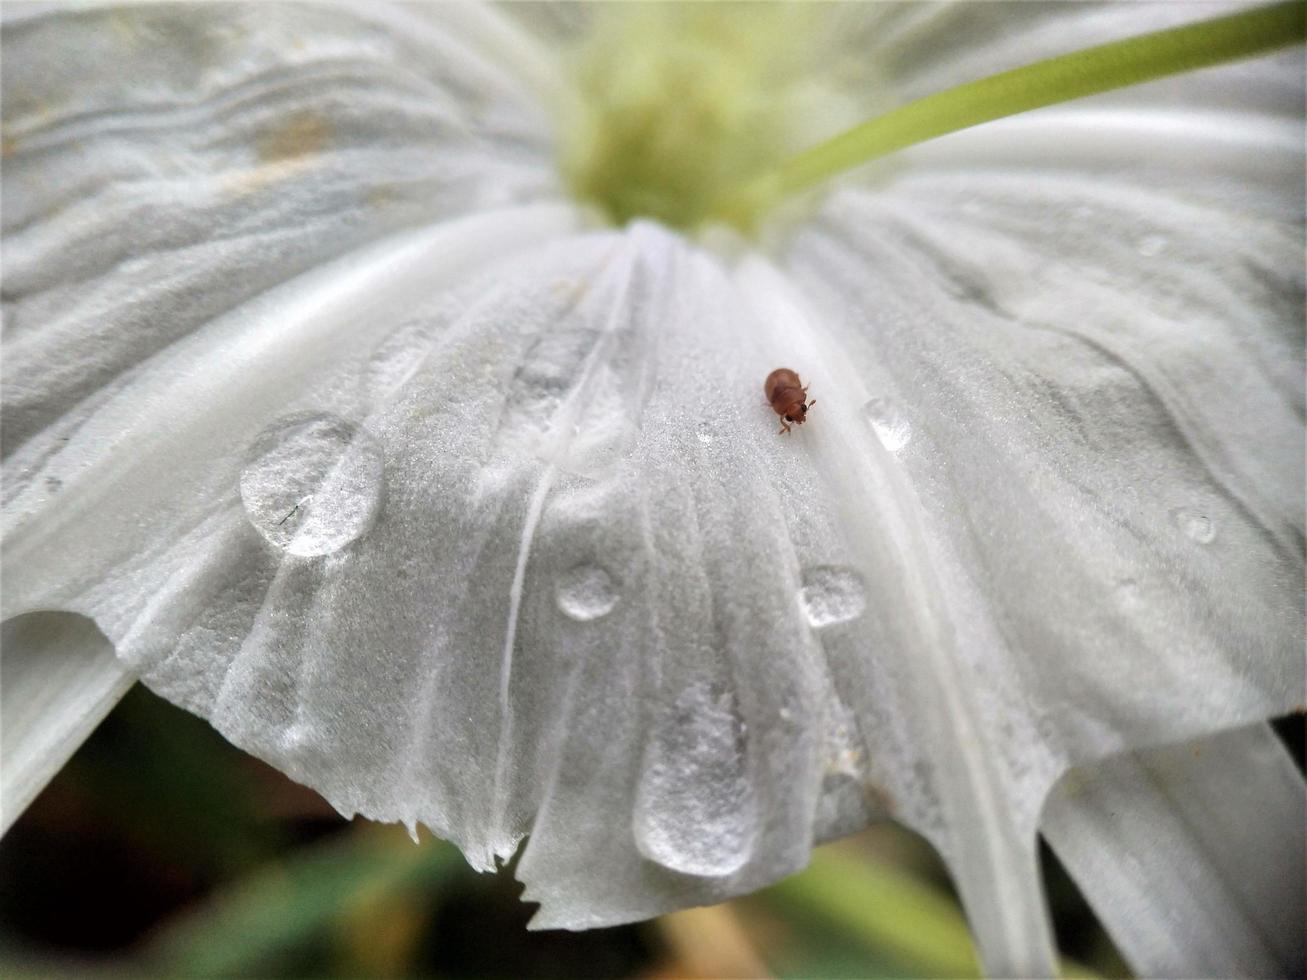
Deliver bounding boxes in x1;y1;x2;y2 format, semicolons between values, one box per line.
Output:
765;368;816;435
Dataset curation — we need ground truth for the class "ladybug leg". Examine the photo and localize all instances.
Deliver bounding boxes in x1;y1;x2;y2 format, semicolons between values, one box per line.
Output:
778;419;792;435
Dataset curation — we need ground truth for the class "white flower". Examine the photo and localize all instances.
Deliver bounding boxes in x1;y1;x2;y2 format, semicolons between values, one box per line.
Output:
2;3;1303;976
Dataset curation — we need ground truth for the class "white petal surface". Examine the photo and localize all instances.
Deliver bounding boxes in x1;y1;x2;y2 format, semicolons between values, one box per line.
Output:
2;4;1303;974
2;1;560;456
767;31;1303;966
1044;723;1307;977
0;611;134;834
772;148;1303;968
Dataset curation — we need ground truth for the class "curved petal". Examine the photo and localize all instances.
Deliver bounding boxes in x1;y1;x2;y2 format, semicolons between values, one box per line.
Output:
1;1;561;457
769;33;1303;964
0;611;133;834
767;179;1302;964
2;4;1302;976
1043;723;1307;977
782;151;1304;774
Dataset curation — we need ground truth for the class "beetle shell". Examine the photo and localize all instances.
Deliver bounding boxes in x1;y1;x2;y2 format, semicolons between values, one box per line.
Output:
764;368;815;434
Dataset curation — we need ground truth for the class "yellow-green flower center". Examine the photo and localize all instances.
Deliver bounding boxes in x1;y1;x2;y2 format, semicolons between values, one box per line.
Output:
558;2;1304;233
560;5;855;232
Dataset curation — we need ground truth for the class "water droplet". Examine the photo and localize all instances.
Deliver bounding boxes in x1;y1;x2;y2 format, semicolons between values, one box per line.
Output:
404;820;420;845
1137;234;1168;257
862;398;911;451
696;423;713;445
634;682;758;876
799;566;867;628
240;412;385;557
556;564;619;621
1170;506;1217;545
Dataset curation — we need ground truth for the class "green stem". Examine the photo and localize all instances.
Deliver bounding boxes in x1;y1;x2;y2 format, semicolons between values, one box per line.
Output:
714;1;1305;224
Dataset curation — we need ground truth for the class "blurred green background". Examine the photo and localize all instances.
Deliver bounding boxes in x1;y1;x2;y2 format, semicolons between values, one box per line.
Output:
10;685;1298;978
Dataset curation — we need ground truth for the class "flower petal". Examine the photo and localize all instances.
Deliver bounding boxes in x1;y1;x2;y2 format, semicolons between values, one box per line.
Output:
3;4;1302;973
2;0;561;454
1044;723;1306;977
783;170;1303;768
770;60;1302;965
0;611;133;833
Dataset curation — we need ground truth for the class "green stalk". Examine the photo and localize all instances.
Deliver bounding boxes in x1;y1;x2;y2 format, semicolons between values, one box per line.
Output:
714;1;1305;224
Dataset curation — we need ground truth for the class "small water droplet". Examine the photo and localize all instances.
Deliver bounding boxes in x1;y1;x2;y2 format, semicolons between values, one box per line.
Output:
1137;234;1168;257
240;412;385;557
862;397;911;451
1170;506;1216;544
634;682;757;876
556;564;620;621
799;566;867;628
696;423;713;445
404;820;420;844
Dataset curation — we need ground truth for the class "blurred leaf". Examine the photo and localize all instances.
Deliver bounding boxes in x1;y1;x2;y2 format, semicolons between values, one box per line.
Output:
64;686;280;874
143;825;459;977
750;845;982;979
334;871;432;977
750;843;1103;979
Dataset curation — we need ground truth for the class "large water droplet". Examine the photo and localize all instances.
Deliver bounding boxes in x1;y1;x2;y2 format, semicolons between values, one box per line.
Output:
555;564;620;621
634;682;758;877
862;397;911;451
240;412;385;557
799;566;867;628
1170;506;1216;545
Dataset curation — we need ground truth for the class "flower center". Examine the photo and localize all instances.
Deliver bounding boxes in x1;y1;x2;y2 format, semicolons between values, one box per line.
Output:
559;3;1305;233
559;5;857;232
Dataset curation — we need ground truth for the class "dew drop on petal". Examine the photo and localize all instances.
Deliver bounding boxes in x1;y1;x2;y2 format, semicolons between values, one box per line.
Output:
240;412;385;557
862;397;912;451
696;423;714;445
1170;506;1217;544
799;566;868;628
634;683;757;877
555;564;620;621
